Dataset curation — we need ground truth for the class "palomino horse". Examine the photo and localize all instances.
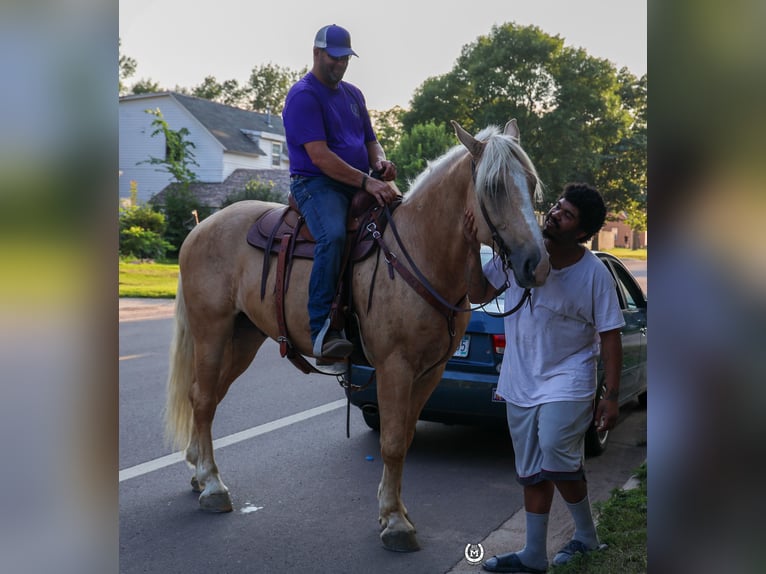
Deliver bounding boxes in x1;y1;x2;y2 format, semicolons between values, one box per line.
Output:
164;119;550;552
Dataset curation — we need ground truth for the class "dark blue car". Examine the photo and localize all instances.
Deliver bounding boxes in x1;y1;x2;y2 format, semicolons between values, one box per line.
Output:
344;248;647;456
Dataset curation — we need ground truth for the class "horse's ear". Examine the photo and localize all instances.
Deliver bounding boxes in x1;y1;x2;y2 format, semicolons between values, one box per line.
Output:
451;120;485;158
504;119;520;143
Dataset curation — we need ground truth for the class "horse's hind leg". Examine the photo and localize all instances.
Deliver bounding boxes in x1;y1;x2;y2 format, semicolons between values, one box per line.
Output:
189;317;266;512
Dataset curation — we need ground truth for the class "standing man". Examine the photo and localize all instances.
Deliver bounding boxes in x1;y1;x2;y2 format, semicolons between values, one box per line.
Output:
282;24;398;359
464;183;624;573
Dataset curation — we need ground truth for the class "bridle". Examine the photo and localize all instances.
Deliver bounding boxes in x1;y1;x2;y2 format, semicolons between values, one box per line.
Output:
471;158;533;318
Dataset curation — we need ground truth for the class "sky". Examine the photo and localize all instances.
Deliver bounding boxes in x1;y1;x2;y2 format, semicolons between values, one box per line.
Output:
120;0;646;111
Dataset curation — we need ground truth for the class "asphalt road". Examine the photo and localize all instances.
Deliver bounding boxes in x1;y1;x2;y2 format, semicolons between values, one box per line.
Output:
119;289;647;573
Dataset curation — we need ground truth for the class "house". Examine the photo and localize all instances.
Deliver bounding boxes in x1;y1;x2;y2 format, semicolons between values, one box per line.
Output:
119;92;289;206
592;213;648;250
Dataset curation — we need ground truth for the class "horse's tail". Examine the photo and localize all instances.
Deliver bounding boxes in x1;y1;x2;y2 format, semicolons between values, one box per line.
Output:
164;274;194;451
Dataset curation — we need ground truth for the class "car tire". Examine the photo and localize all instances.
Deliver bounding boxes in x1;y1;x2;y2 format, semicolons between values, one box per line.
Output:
584;424;609;457
638;391;647;408
361;405;381;431
584;380;609;457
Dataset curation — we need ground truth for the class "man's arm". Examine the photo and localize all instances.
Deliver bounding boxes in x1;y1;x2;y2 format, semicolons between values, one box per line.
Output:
594;328;622;431
303;140;397;206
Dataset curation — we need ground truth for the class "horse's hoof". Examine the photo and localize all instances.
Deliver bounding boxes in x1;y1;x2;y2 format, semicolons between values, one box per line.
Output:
381;528;420;552
198;492;233;513
190;476;201;493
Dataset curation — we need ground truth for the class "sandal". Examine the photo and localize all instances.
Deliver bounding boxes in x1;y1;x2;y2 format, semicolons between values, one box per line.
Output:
482;552;547;573
552;539;608;566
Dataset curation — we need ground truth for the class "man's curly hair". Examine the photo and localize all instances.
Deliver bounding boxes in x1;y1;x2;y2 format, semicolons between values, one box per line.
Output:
561;183;607;243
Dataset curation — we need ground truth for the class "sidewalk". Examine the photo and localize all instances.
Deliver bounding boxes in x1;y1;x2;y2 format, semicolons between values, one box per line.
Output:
446;471;643;573
447;404;647;573
119;297;175;322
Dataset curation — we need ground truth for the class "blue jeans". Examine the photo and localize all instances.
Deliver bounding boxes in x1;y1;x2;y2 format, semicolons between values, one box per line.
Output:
290;175;356;343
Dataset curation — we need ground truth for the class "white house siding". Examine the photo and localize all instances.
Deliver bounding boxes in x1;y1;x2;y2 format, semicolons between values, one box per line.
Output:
119;94;225;205
221;152;272;180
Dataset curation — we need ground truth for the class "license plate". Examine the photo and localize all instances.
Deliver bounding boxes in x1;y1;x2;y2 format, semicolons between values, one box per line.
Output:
453;335;470;357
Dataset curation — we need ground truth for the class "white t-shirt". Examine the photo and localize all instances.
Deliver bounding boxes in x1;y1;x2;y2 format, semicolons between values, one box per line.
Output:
484;250;625;407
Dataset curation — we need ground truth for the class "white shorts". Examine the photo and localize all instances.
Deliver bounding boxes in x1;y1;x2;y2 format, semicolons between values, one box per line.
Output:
505;400;593;485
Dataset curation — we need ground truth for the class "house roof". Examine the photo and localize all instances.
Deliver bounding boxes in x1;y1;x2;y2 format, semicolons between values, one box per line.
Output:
121;91;285;158
151;169;291;208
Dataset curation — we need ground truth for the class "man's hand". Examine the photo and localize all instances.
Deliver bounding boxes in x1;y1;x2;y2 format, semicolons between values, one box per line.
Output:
463;209;482;252
372;159;397;182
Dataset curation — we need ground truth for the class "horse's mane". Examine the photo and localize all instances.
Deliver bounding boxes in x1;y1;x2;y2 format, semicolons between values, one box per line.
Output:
405;125;543;206
473;126;544;209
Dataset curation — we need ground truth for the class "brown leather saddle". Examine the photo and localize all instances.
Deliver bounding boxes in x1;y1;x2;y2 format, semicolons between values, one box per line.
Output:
246;190;400;373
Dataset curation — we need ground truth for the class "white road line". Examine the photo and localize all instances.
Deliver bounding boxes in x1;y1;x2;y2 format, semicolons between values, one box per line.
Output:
119;399;347;483
119;354;147;361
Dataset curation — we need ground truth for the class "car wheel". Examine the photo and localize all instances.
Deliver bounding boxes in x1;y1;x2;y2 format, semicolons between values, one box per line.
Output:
584;380;609;457
584;424;609;457
361;404;381;431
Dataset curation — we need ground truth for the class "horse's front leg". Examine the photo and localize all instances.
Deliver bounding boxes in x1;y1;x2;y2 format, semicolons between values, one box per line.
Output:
375;366;433;551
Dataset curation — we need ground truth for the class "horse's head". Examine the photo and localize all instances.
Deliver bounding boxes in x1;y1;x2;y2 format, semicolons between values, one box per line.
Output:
453;119;550;288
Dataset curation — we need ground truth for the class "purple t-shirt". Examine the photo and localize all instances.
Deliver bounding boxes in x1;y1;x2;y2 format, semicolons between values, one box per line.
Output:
282;72;377;177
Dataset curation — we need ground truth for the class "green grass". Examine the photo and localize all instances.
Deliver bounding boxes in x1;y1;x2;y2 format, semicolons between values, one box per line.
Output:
600;247;647;261
552;463;647;574
119;260;179;298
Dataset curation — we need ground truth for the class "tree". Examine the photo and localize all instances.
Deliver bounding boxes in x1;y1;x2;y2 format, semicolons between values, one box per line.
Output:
140;108;202;252
247;62;307;114
389;122;454;192
119;38;137;96
400;23;645;212
191;76;250;108
130;78;164;95
139;108;199;185
370;106;405;155
221;179;286;207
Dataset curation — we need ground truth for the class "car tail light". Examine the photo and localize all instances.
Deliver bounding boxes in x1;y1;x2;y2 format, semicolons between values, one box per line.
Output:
491;334;506;355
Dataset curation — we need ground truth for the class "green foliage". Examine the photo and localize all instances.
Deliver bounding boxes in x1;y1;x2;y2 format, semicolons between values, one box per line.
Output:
191;75;250;108
154;186;209;254
552;463;647;573
119;226;174;260
119;203;166;235
389;122;454;192
623;198;647;232
248;62;307;114
370;106;405;153
399;22;646;215
119;260;179;298
118;38;137;96
221;179;286;207
139;108;199;185
188;63;307;114
130;78;163;95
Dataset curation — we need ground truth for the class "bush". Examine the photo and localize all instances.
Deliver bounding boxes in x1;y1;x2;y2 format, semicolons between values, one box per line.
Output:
119;203;166;235
119;225;174;260
152;186;211;255
221;179;286;206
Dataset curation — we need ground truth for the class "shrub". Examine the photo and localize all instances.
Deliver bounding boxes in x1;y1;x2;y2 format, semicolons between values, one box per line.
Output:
221;179;286;207
119;225;174;260
119;203;166;235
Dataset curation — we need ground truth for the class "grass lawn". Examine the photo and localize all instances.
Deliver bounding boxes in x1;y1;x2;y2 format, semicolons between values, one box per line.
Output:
552;463;647;573
119;260;179;298
600;247;647;261
118;248;645;298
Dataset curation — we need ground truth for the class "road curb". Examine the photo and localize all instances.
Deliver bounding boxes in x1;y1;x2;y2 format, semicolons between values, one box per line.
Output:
447;462;646;573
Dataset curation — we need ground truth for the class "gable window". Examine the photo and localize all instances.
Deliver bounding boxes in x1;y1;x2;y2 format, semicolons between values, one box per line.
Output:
271;142;282;167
